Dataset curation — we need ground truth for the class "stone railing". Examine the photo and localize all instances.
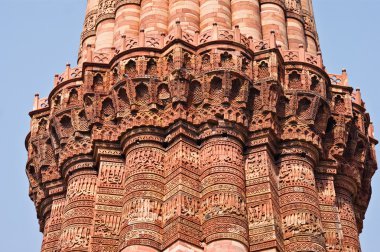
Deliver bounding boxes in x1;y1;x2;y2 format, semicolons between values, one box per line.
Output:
329;71;348;86
85;22;276;64
282;45;323;68
55;65;83;85
32;95;49;110
33;24;329;112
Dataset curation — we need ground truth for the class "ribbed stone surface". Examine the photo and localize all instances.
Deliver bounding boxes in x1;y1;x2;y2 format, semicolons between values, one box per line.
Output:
26;1;377;252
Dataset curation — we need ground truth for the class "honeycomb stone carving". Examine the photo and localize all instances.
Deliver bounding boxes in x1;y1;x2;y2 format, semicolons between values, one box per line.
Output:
26;1;377;252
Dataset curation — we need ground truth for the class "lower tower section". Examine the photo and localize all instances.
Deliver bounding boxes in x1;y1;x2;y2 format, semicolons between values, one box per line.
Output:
200;132;248;251
120;130;165;251
59;166;97;251
279;143;326;252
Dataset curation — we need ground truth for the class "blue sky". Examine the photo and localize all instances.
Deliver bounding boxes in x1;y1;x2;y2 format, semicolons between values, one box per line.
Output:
0;1;378;251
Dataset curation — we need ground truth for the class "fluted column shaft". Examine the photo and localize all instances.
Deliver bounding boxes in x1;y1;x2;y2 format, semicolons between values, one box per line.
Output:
162;136;202;249
114;2;141;48
301;0;318;53
168;0;200;34
119;132;165;251
95;19;116;51
260;2;288;49
286;17;306;50
200;0;232;33
279;144;326;252
231;0;262;40
285;0;306;49
79;0;99;63
90;160;125;251
41;197;66;252
245;142;283;251
59;170;97;251
94;0;116;52
78;0;323;57
200;134;248;251
316;172;343;251
287;18;306;50
140;0;169;36
335;176;360;252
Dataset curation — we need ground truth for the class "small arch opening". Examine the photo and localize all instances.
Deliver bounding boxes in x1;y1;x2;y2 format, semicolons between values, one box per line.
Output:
289;71;302;89
230;79;242;101
135;83;149;105
310;75;320;92
220;52;233;67
297;98;311;119
334;95;346;113
146;58;157;75
60;115;72;129
188;81;202;106
93;74;103;90
118;88;129;107
68;88;78;105
210;77;223;100
125;60;137;77
258;61;270;78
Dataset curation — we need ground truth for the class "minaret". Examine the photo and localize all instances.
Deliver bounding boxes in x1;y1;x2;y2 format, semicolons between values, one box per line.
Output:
26;1;377;252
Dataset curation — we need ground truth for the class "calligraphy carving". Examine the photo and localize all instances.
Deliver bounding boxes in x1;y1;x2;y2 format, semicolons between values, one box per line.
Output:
126;148;164;175
282;212;323;238
248;202;273;227
26;2;377;252
202;193;246;220
279;161;315;187
201;141;243;168
100;163;124;186
59;227;90;249
67;176;96;199
123;198;162;224
94;214;121;237
245;152;268;179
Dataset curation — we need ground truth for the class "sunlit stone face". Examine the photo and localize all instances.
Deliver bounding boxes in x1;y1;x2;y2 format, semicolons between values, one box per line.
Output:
26;1;376;252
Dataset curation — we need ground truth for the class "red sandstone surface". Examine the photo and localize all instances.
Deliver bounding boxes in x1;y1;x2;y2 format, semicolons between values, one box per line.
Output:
26;0;377;251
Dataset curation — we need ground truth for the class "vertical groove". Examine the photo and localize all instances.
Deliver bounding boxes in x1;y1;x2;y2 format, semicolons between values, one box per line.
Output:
260;2;288;49
94;0;116;52
78;0;99;63
231;0;262;40
200;0;232;33
140;0;169;36
200;136;248;249
114;3;141;49
279;148;326;252
168;0;200;35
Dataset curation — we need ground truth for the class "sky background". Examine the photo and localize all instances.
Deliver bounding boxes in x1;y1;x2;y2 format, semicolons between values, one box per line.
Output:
0;0;378;251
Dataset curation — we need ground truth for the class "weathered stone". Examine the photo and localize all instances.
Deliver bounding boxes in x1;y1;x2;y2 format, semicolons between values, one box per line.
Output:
26;1;377;252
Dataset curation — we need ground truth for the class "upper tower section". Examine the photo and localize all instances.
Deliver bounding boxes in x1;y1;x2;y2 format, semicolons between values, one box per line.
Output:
78;0;320;64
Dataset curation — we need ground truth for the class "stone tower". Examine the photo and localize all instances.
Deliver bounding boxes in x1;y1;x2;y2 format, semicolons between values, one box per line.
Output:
26;0;378;251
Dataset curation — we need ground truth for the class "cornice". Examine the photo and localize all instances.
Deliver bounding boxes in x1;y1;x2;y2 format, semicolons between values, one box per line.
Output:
61;154;95;180
115;0;140;11
260;0;286;11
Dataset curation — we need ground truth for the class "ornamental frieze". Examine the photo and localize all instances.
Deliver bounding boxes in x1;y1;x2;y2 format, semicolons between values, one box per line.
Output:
26;1;377;251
